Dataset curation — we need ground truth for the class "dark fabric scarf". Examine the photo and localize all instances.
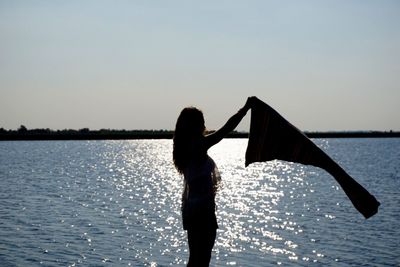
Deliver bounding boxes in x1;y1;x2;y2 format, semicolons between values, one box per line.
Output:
245;98;380;219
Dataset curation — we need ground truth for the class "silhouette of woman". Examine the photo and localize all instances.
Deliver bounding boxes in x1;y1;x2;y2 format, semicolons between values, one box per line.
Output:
173;97;254;267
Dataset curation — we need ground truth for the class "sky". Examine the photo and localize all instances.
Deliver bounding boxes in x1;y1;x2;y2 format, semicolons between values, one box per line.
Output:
1;0;399;132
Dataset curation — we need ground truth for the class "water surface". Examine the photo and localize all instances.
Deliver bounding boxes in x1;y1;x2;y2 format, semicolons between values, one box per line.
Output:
0;139;399;266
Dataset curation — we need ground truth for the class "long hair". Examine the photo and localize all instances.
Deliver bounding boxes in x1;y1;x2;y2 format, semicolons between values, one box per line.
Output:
173;107;206;174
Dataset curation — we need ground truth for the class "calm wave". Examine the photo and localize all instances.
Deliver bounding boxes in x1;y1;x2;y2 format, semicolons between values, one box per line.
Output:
0;139;399;266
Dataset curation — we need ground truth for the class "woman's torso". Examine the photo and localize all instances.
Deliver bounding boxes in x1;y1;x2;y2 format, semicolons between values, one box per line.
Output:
181;155;220;230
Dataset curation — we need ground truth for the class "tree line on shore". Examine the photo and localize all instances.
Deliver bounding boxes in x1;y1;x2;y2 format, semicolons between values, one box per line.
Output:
0;125;399;140
0;125;175;140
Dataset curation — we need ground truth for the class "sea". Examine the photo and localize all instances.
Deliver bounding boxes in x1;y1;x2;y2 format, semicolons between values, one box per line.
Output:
0;138;399;266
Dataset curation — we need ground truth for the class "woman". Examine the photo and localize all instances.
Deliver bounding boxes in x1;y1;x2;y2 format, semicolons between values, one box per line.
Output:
173;97;254;266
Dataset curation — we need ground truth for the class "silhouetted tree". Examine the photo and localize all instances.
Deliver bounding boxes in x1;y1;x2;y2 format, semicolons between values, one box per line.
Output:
18;125;28;133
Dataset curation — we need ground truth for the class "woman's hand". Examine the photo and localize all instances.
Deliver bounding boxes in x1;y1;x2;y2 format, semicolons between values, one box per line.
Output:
244;96;257;110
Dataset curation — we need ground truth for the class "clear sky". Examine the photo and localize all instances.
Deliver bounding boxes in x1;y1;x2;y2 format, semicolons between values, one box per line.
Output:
1;0;399;131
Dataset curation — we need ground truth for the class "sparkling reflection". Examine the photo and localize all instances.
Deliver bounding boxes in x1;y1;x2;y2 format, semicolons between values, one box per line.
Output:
1;139;397;266
208;139;329;265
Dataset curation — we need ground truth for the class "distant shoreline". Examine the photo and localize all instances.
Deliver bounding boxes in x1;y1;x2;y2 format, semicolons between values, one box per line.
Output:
1;128;399;141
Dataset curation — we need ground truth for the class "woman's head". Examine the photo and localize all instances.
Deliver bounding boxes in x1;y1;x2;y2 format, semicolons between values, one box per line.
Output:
173;107;206;173
174;107;205;138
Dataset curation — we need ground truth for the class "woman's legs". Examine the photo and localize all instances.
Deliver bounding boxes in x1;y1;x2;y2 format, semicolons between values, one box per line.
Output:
187;228;217;267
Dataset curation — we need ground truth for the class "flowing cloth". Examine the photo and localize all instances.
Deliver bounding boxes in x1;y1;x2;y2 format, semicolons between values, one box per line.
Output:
245;98;380;219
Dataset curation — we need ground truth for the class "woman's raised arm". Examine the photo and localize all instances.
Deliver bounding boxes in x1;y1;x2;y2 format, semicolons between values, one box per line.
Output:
204;97;255;149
